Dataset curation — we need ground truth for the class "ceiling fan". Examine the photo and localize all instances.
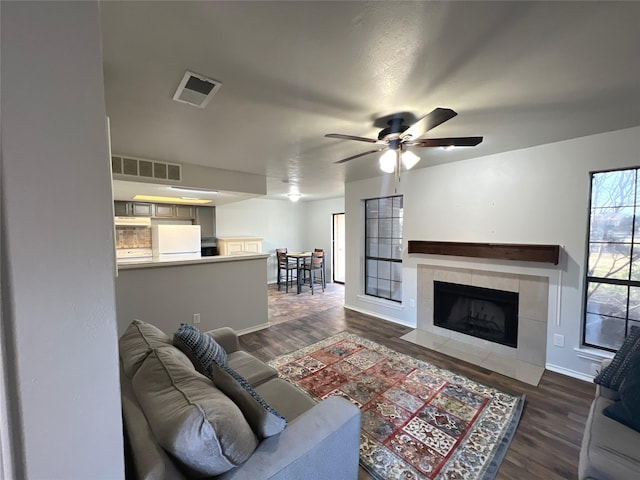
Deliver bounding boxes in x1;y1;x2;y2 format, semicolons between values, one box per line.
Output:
325;107;483;173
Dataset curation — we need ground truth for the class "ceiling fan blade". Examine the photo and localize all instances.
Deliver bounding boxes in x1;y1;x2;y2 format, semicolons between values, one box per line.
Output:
399;108;458;141
333;148;385;164
406;136;483;147
325;133;379;143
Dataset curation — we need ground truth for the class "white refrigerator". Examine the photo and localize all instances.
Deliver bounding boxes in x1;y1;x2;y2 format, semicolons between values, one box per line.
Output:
152;225;201;259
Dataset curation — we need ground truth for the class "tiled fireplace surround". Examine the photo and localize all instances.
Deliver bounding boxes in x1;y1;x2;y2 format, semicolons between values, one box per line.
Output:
403;264;549;385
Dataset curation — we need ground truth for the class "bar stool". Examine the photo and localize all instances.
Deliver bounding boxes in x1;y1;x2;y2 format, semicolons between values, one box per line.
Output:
301;250;325;294
276;249;297;292
314;248;327;289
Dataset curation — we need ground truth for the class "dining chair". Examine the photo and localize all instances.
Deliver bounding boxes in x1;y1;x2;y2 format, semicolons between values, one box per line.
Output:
276;249;297;292
301;250;325;294
314;248;327;289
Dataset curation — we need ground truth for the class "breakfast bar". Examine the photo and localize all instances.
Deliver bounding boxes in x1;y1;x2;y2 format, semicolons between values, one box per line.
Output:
115;253;270;336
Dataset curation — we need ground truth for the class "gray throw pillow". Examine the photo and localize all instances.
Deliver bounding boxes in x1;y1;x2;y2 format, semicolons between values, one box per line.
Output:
174;323;228;376
594;326;640;391
132;346;258;477
211;363;287;438
603;349;640;433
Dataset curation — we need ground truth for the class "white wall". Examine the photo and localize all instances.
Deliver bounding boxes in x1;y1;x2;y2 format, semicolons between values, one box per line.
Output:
303;197;345;281
345;126;640;379
344;176;409;324
1;2;124;478
216;197;344;283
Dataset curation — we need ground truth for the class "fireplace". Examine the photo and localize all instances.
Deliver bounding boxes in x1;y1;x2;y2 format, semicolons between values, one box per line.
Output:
433;281;519;348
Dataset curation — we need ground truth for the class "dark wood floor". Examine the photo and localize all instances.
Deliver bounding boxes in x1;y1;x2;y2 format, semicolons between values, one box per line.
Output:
241;285;595;479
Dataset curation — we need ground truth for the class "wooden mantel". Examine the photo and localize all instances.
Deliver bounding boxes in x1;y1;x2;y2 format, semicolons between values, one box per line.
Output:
407;241;560;265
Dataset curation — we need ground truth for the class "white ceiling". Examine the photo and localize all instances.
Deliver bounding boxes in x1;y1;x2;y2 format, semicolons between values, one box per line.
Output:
101;1;640;203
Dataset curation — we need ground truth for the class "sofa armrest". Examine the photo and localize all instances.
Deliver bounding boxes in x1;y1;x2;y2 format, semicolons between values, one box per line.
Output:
205;327;240;353
217;396;361;480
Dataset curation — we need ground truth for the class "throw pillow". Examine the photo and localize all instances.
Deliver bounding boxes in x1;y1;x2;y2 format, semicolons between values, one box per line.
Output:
602;349;640;433
211;363;287;438
132;346;258;477
119;319;173;378
174;323;228;376
594;326;640;391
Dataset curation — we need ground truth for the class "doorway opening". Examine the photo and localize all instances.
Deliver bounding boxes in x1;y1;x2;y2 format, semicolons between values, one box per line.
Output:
332;213;345;284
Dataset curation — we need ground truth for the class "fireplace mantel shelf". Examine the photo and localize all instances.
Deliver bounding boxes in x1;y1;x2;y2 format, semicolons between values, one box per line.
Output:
408;241;560;265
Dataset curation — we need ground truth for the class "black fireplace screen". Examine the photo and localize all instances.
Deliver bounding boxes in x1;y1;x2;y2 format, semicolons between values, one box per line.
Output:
433;281;519;348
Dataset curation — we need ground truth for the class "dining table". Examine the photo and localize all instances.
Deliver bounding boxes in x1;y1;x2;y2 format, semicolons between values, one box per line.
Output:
286;251;312;294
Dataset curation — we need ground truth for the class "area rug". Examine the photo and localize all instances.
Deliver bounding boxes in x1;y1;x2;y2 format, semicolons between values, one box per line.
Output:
267;332;525;480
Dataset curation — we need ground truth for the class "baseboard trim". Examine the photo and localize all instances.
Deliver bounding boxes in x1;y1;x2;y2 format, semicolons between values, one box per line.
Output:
344;304;415;328
545;363;593;383
237;322;270;336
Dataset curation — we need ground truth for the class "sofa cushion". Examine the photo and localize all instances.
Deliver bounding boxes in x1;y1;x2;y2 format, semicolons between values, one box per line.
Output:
212;363;287;438
580;394;640;480
254;377;318;422
594;326;640;391
174;323;228;375
227;350;278;387
603;350;640;433
120;365;187;480
132;346;258;477
119;319;173;378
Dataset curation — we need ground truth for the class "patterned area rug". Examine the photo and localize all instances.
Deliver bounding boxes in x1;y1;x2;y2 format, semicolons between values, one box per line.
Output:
267;332;525;480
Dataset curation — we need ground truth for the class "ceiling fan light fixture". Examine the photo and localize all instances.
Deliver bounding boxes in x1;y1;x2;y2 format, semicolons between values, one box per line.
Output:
401;150;420;170
379;150;396;173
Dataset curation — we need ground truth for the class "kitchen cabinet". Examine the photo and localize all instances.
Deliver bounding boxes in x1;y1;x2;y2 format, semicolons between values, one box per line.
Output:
114;201;196;220
132;202;153;216
114;201;131;216
154;204;174;217
217;237;262;256
194;206;216;237
175;205;195;219
114;201;152;216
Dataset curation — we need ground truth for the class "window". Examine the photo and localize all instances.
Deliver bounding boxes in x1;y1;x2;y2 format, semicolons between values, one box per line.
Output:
365;195;403;302
584;167;640;351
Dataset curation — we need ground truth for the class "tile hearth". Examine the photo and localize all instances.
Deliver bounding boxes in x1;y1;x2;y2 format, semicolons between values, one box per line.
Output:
400;329;545;386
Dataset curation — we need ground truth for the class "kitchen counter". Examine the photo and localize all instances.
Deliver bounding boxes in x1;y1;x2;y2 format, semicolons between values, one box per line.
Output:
117;253;269;270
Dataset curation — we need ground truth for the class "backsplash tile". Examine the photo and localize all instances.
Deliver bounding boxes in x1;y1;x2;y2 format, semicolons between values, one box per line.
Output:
115;226;151;249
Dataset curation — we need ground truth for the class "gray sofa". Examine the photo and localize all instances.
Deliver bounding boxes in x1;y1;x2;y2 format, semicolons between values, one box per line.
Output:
120;320;361;479
579;359;640;480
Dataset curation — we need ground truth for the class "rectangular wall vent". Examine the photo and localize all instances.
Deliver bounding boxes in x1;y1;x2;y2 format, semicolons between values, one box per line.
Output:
111;155;182;181
173;70;222;108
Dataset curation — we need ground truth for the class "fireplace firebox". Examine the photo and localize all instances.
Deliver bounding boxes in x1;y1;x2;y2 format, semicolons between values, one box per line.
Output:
433;281;519;348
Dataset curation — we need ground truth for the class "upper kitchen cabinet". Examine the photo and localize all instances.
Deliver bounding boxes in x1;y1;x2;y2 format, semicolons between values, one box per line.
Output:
194;206;216;237
115;201;153;217
175;205;195;219
114;201;196;220
132;203;153;216
153;204;195;219
114;201;131;216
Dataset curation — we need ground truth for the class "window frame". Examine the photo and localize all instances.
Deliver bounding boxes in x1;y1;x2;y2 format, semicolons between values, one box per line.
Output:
583;166;640;352
364;195;403;303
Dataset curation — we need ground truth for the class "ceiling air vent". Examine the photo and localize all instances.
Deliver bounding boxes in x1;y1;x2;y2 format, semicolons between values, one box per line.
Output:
172;71;222;108
111;155;182;181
